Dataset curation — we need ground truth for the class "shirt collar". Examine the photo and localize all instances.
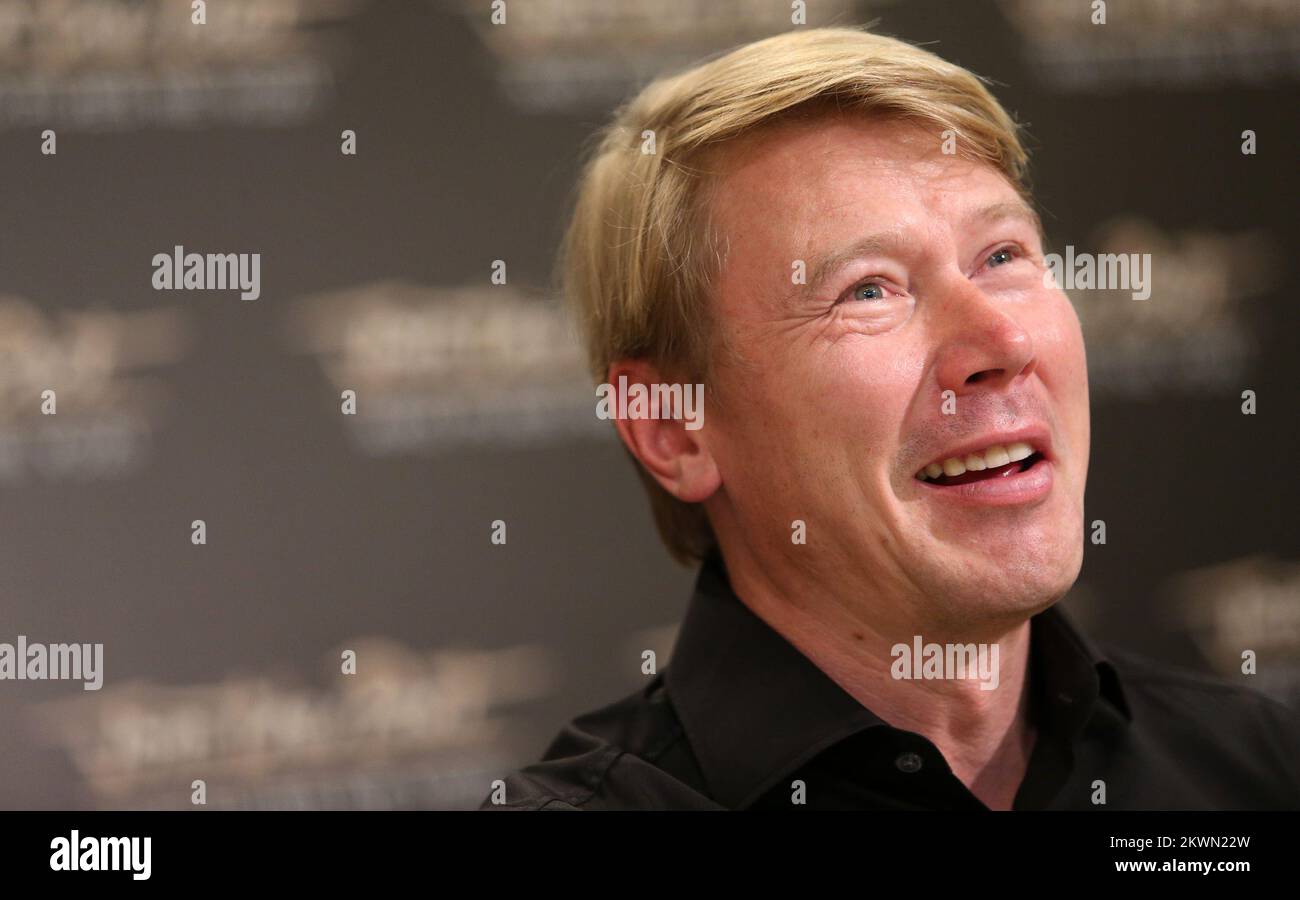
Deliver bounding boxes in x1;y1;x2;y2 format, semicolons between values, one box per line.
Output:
663;552;1132;809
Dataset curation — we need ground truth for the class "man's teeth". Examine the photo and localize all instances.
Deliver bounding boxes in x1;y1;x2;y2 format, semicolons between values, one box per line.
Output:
916;441;1035;480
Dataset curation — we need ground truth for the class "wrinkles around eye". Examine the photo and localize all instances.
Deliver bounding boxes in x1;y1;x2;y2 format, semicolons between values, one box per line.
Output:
827;295;914;338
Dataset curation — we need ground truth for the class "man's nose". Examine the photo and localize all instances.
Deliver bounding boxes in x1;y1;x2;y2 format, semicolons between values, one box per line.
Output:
932;277;1037;396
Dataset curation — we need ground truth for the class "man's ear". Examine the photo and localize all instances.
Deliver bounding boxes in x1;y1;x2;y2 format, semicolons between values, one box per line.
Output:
604;359;721;503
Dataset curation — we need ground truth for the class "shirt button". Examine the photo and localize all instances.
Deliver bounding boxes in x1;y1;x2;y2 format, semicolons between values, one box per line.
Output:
895;752;924;774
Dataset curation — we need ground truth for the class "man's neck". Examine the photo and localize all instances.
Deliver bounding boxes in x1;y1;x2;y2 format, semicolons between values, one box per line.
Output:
724;557;1038;810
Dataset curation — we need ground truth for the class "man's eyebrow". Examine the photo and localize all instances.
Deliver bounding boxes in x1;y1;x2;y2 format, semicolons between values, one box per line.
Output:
965;200;1044;240
803;229;909;297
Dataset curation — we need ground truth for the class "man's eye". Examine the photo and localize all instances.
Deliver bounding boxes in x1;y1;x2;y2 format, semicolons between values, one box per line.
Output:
848;281;887;302
987;247;1018;268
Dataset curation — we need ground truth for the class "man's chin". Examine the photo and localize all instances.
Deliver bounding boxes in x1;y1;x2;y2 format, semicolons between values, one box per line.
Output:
914;547;1082;630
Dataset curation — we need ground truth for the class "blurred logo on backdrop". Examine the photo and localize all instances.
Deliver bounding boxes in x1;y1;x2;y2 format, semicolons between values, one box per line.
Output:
1064;217;1279;397
0;297;189;481
453;0;865;112
1000;0;1300;89
35;639;557;809
0;0;365;130
1170;556;1300;708
287;280;605;455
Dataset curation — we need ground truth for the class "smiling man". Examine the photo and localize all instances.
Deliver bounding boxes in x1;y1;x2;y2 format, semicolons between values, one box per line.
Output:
484;27;1300;811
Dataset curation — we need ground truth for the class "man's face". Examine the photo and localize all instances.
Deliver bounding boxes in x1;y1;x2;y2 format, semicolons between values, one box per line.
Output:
701;113;1089;626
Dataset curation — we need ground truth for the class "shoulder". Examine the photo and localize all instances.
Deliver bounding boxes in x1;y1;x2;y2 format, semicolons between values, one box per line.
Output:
1106;643;1297;723
478;676;716;810
1103;644;1300;780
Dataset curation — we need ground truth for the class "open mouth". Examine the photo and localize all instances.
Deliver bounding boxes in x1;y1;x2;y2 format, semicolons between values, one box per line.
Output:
915;441;1045;487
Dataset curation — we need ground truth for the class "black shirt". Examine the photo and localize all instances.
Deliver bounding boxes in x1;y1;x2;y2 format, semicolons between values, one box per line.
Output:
485;554;1300;810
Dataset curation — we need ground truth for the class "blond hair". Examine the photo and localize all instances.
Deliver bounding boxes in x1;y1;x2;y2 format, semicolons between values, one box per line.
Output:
562;26;1030;565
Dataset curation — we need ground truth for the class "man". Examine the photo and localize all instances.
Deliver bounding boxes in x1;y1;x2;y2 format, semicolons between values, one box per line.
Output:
484;27;1300;810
